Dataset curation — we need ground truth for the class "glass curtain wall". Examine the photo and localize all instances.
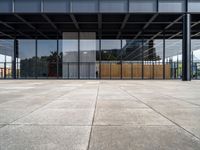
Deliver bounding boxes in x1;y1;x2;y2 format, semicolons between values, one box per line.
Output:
37;40;57;78
0;36;184;80
191;40;200;79
62;32;78;79
165;39;182;79
143;39;164;79
80;32;98;79
122;39;143;79
0;40;14;79
18;40;36;78
101;40;121;79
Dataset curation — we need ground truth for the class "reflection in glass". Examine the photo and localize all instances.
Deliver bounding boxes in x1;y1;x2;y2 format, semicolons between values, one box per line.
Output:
80;32;98;79
101;40;121;79
191;40;200;79
122;39;143;79
62;32;78;79
18;40;36;78
0;40;14;78
165;39;182;79
37;40;57;78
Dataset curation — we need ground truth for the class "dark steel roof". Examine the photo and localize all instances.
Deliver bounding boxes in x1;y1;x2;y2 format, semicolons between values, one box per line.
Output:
0;13;200;39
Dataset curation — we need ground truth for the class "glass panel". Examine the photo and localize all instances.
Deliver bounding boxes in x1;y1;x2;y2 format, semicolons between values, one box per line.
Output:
62;32;78;79
71;0;98;12
0;40;14;79
15;0;41;12
18;40;36;78
44;0;69;12
153;39;163;79
143;40;163;79
101;40;121;79
188;0;200;12
122;39;143;79
80;32;98;79
37;40;57;78
0;0;12;12
100;0;127;12
191;40;200;79
129;0;157;12
159;0;185;12
165;39;182;79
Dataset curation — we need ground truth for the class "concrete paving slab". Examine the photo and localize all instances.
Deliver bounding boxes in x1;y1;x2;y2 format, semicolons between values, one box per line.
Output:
0;99;48;110
183;99;200;106
0;109;31;124
143;100;199;108
0;125;90;150
43;100;96;109
184;126;200;139
94;108;173;125
96;100;148;109
13;108;94;125
89;126;200;150
1;80;200;149
0;125;6;128
155;108;200;126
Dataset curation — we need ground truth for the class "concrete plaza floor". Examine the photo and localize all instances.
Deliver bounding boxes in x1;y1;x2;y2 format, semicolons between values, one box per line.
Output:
0;80;200;150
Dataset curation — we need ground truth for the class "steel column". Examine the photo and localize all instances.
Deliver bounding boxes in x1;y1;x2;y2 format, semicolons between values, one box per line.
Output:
12;39;17;79
163;32;166;79
78;32;80;79
142;39;144;80
182;14;191;81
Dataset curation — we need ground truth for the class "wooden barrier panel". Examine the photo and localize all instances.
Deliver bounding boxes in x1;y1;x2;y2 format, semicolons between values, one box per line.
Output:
133;64;142;79
100;63;110;78
111;63;121;78
122;64;132;78
100;63;171;79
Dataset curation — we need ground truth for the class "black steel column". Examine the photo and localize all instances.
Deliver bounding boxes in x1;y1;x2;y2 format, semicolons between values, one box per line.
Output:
35;39;38;79
120;39;123;79
142;39;144;80
163;32;166;79
99;39;101;79
12;39;17;79
57;37;59;79
182;14;191;81
78;32;80;79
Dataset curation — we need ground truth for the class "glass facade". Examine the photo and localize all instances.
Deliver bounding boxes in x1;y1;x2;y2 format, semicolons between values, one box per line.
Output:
0;40;14;79
165;39;182;79
191;40;200;79
18;40;36;78
0;36;189;80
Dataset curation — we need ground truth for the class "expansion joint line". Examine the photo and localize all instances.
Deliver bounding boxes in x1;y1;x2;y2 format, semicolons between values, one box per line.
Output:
87;82;100;150
119;86;200;141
